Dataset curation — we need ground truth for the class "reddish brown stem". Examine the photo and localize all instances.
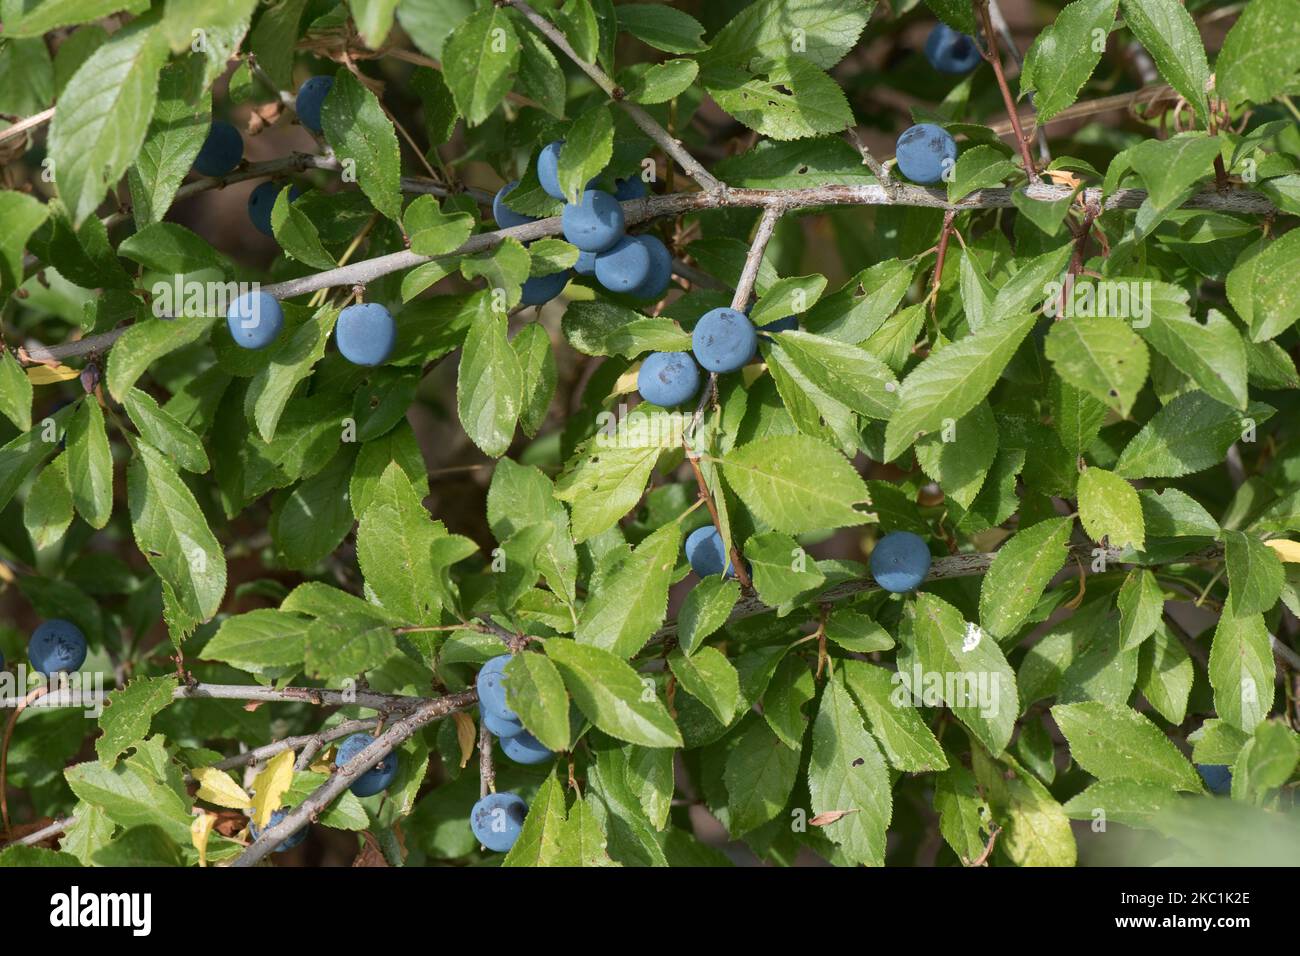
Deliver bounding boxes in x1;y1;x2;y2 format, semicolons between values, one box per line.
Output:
977;0;1038;183
684;446;753;590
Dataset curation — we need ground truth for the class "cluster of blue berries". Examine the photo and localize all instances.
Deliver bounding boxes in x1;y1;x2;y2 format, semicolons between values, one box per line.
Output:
493;140;671;307
468;654;556;852
224;293;395;366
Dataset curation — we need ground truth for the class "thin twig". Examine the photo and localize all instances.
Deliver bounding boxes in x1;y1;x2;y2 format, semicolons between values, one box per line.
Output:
977;0;1038;182
478;718;495;799
507;0;722;192
231;688;477;865
0;107;55;146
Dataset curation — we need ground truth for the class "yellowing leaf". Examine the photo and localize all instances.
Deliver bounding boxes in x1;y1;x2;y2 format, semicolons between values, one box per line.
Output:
192;767;252;809
452;711;476;769
26;364;81;384
250;749;294;827
190;812;216;867
1265;539;1300;563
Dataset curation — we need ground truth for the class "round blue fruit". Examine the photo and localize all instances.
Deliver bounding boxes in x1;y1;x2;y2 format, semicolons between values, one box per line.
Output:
685;525;732;578
924;23;982;74
193;120;243;177
630;234;671;299
226;291;284;350
574;249;597;276
27;620;87;677
760;315;799;334
247;181;302;237
477;655;517;722
295;75;334;134
562;189;625;253
483;709;525;738
614;176;648;201
638;352;700;407
502;730;554;765
247;808;307;851
493;181;536;229
870;531;932;593
336;303;396;367
895;123;958;185
594;236;653;294
335;733;400;797
537;140;566;199
1198;764;1232;795
692;307;757;373
521;269;570;306
470;792;528;852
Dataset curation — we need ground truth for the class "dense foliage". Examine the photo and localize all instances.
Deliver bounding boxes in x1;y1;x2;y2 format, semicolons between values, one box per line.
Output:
0;0;1298;868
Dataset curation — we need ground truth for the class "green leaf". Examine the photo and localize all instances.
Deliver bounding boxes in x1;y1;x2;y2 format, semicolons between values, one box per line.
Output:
676;576;739;654
723;714;801;835
442;5;520;125
1019;0;1119;122
746;530;826;606
914;401;998;509
65;398;113;529
1077;467;1144;549
766;330;899;420
1114;390;1273;479
703;0;873;70
126;63;209;226
511;323;555;439
973;748;1077;866
349;0;400;48
503;652;570;752
461;237;532;310
558;104;614;203
502;774;567;866
807;667;891;866
883;312;1037;460
303;612;397;680
25;457;74;551
0;349;33;432
123;388;208;473
979;517;1073;639
1062;779;1177;830
106;313;217;401
546;639;682;748
64;755;193;843
841;660;948;772
1117;568;1164;649
515;25;566;117
1224;530;1284;617
1217;0;1300;110
249;0;307;89
0;191;49;297
48;16;169;224
1139;488;1219;539
1044;315;1149;418
202;609;310;675
934;767;992;863
575;522;680;659
668;646;740;725
1226;230;1300;343
1128;134;1222;237
900;593;1018;754
271;188;336;269
356;463;446;626
92;824;183;867
721;435;870;534
457;301;522;458
704;58;853;141
1051;701;1202;790
320;70;403;221
1136;623;1193;725
948;145;1018;202
615;3;708;53
554;794;618;866
1208;608;1276;734
245;304;337;443
96;676;178;768
1118;0;1210;123
621;58;699;105
762;656;816;749
1135;290;1248;410
127;440;227;622
403;195;475;257
562;302;691;357
554;443;662;543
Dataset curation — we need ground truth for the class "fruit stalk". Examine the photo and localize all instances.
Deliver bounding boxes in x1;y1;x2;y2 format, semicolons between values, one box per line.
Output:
975;0;1039;182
